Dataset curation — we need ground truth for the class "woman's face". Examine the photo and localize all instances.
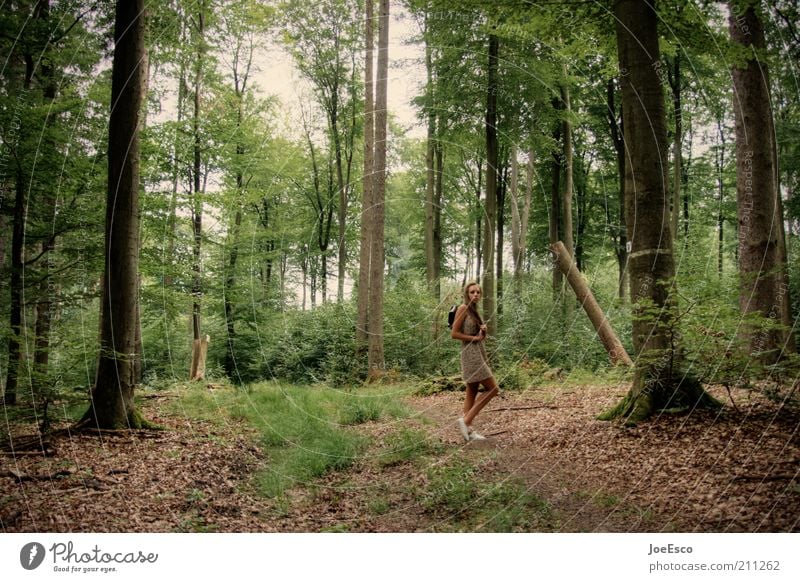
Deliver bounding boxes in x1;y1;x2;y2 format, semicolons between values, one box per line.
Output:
467;285;482;304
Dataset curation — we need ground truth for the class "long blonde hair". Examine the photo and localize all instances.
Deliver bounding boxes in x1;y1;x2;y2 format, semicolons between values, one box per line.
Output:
462;282;483;326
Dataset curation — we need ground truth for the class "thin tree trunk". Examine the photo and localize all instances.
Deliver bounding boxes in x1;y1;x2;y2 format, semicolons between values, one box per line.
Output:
716;117;726;276
549;122;563;298
669;53;683;240
357;0;374;351
367;0;388;379
607;78;628;300
482;34;499;336
561;80;574;261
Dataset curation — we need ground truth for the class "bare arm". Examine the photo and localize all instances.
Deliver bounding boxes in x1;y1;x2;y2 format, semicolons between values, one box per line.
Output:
451;305;483;342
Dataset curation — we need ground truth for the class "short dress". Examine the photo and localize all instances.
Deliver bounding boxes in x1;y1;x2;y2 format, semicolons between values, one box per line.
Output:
460;313;493;383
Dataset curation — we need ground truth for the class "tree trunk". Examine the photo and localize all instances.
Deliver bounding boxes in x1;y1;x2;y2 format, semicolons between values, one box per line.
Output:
716;117;726;276
423;8;436;291
356;0;374;351
367;0;388;379
549;121;563;298
4;173;26;405
433;141;443;297
561;80;574;260
190;3;205;378
668;53;683;240
482;34;499;336
601;0;718;423
552;241;633;366
607;78;627;300
84;0;147;428
730;0;796;362
510;146;522;280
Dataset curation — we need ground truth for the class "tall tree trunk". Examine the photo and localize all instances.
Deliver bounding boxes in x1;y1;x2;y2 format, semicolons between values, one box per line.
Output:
482;34;499;336
433;141;443;297
607;78;627;300
601;0;718;423
549;122;563;298
423;8;436;292
84;0;147;428
356;0;374;351
4;173;26;405
561;80;574;260
191;4;204;346
730;0;796;362
668;53;683;240
496;154;507;318
510;146;522;280
716;117;726;276
367;0;388;379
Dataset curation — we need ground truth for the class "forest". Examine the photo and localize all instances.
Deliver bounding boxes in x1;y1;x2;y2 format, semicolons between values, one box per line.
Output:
0;0;798;533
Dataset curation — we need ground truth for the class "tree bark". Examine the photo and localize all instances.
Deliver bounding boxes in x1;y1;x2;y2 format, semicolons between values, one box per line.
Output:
84;0;147;428
601;0;718;423
482;34;499;336
730;0;796;362
551;241;633;366
606;78;627;300
367;0;388;379
356;0;374;352
190;2;205;358
549;120;563;298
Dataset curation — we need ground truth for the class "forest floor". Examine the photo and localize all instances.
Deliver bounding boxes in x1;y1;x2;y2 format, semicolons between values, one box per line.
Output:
1;381;798;532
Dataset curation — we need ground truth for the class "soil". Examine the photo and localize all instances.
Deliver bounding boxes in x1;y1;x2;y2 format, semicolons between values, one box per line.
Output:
1;383;798;532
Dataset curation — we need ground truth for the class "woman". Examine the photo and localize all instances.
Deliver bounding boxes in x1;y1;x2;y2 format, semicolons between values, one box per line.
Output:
450;282;500;441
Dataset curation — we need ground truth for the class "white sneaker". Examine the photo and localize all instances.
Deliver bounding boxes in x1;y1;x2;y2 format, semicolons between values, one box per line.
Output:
457;418;470;441
469;431;487;441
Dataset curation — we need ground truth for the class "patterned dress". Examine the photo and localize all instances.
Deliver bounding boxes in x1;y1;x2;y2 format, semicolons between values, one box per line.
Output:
460;312;493;383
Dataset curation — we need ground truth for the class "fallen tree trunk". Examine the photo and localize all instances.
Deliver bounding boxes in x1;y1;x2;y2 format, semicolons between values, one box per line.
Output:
551;241;633;367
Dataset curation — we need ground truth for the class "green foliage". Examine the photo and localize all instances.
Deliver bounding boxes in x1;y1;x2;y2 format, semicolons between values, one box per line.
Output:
378;428;440;467
423;459;553;532
174;381;415;497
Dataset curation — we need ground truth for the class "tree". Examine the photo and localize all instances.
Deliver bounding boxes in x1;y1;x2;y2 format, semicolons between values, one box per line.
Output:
367;0;389;378
729;0;796;363
83;0;148;429
481;33;498;337
356;0;374;352
601;0;718;423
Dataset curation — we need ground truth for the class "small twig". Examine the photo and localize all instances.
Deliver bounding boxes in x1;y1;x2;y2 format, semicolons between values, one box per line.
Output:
485;430;508;437
486;405;560;412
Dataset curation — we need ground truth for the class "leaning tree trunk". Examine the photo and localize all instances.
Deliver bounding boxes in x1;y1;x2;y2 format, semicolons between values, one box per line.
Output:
600;0;719;423
83;0;148;429
730;0;796;363
552;241;633;366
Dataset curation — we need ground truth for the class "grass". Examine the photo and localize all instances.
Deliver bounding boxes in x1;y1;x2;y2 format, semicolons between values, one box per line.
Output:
172;381;413;498
378;427;441;467
423;460;554;532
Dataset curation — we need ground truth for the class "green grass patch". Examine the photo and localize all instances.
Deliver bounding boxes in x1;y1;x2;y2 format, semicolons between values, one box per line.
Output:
423;460;554;532
171;381;414;498
378;427;440;466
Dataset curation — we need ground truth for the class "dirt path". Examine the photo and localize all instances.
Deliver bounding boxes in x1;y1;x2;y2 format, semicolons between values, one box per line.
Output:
1;383;797;532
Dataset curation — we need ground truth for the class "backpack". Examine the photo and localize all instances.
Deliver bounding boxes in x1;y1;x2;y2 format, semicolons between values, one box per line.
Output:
447;304;458;329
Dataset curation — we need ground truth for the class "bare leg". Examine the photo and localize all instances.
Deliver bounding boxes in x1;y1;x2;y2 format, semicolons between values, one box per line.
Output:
463;383;479;416
464;376;499;426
